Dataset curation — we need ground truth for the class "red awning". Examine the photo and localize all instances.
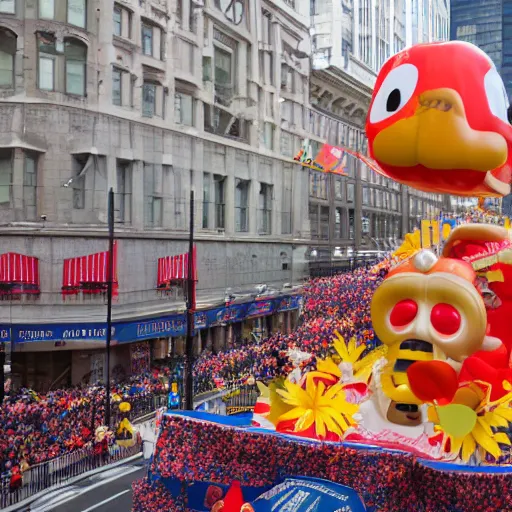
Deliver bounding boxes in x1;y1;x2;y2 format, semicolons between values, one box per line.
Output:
157;246;197;288
0;252;40;294
62;242;118;296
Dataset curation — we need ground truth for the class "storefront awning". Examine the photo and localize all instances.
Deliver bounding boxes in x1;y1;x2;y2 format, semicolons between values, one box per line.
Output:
157;246;197;288
62;242;118;296
0;252;40;295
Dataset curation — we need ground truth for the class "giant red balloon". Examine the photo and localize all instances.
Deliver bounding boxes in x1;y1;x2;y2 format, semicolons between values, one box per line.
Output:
366;41;512;197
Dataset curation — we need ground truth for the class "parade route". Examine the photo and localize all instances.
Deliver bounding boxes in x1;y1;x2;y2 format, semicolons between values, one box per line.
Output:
27;462;146;512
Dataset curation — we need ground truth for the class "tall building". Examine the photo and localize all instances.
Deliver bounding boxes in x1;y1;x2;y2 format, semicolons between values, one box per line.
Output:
450;0;504;89
0;0;315;388
450;0;512;215
309;0;448;265
0;0;447;389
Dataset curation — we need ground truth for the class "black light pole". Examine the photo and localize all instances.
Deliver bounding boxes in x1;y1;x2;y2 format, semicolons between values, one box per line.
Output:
105;188;115;426
184;190;195;410
0;343;5;404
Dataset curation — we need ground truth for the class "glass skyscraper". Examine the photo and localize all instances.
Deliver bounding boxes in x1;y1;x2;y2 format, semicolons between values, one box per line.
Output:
451;0;512;215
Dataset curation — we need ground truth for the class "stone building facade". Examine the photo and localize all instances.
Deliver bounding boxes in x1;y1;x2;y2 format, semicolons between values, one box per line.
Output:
0;0;449;388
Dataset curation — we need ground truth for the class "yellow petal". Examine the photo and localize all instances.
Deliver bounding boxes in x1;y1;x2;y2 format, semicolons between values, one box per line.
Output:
306;373;316;399
494;407;512;422
348;337;356;356
461;434;476;462
276;389;302;407
487;411;509;429
328;408;351;432
477;416;494;437
472;422;502;460
315;412;327;438
278;407;308;422
294;409;315;432
317;358;342;378
322;382;345;401
450;436;464;455
494;432;512;446
319;409;343;438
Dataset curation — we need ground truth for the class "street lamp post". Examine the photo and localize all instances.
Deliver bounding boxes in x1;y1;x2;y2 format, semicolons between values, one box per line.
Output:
105;188;115;427
184;190;196;410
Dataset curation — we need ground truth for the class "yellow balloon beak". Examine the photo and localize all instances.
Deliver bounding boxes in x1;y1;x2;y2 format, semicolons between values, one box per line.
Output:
373;88;508;172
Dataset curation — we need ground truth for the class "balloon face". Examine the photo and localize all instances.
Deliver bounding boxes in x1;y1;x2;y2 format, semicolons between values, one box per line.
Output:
366;41;512;197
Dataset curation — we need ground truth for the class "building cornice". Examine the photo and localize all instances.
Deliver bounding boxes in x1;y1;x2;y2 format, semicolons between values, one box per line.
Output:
311;67;373;101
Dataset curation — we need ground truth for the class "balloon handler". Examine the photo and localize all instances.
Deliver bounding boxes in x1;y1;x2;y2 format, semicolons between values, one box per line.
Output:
115;401;137;448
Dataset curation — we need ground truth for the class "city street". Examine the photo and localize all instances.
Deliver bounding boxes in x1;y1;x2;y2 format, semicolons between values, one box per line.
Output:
26;460;146;512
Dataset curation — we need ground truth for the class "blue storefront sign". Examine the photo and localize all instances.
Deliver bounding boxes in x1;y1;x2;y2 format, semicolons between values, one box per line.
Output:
0;294;302;344
246;300;275;318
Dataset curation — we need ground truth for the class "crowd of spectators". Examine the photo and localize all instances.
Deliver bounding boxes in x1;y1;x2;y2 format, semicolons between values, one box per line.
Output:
133;415;512;512
0;373;167;480
193;266;380;394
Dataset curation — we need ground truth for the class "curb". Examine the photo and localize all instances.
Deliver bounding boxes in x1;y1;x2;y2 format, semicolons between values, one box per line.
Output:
4;452;143;512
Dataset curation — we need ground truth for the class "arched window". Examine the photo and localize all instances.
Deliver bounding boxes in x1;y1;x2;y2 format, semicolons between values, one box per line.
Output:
0;28;16;88
64;38;87;96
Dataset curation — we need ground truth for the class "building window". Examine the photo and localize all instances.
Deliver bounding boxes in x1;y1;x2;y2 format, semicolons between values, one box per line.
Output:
214;174;225;229
142;22;162;59
309;170;327;199
258;183;272;234
142;81;156;117
348;208;355;239
347;182;355;202
202;172;210;229
38;33;56;91
0;29;16;88
0;0;15;13
113;5;122;36
214;46;233;106
174;92;193;125
71;154;91;209
142;23;153;55
116;160;132;224
281;165;292;235
68;0;86;28
235;178;249;232
363;186;369;205
112;67;121;105
65;39;87;96
320;206;329;240
262;122;274;150
309;204;319;239
39;0;54;19
335;207;344;239
144;163;162;227
334;178;343;200
24;152;37;219
113;3;131;38
0;149;12;204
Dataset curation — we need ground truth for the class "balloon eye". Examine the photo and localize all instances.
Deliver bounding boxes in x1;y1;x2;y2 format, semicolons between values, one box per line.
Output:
430;303;461;336
369;63;418;124
390;299;418;327
508;104;512;124
386;89;401;112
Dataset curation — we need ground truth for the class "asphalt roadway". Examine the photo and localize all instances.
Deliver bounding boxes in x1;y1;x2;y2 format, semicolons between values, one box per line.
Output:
25;460;146;512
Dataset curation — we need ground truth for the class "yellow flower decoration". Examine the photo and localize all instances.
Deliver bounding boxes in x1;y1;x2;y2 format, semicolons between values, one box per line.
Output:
392;229;421;260
434;381;512;462
332;331;387;383
276;374;358;438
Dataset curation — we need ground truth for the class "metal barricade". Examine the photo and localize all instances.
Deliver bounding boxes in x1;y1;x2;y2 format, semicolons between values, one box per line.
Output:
0;393;167;510
224;384;259;416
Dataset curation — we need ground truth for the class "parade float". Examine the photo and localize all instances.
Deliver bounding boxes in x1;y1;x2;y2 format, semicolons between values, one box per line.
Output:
133;41;512;512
